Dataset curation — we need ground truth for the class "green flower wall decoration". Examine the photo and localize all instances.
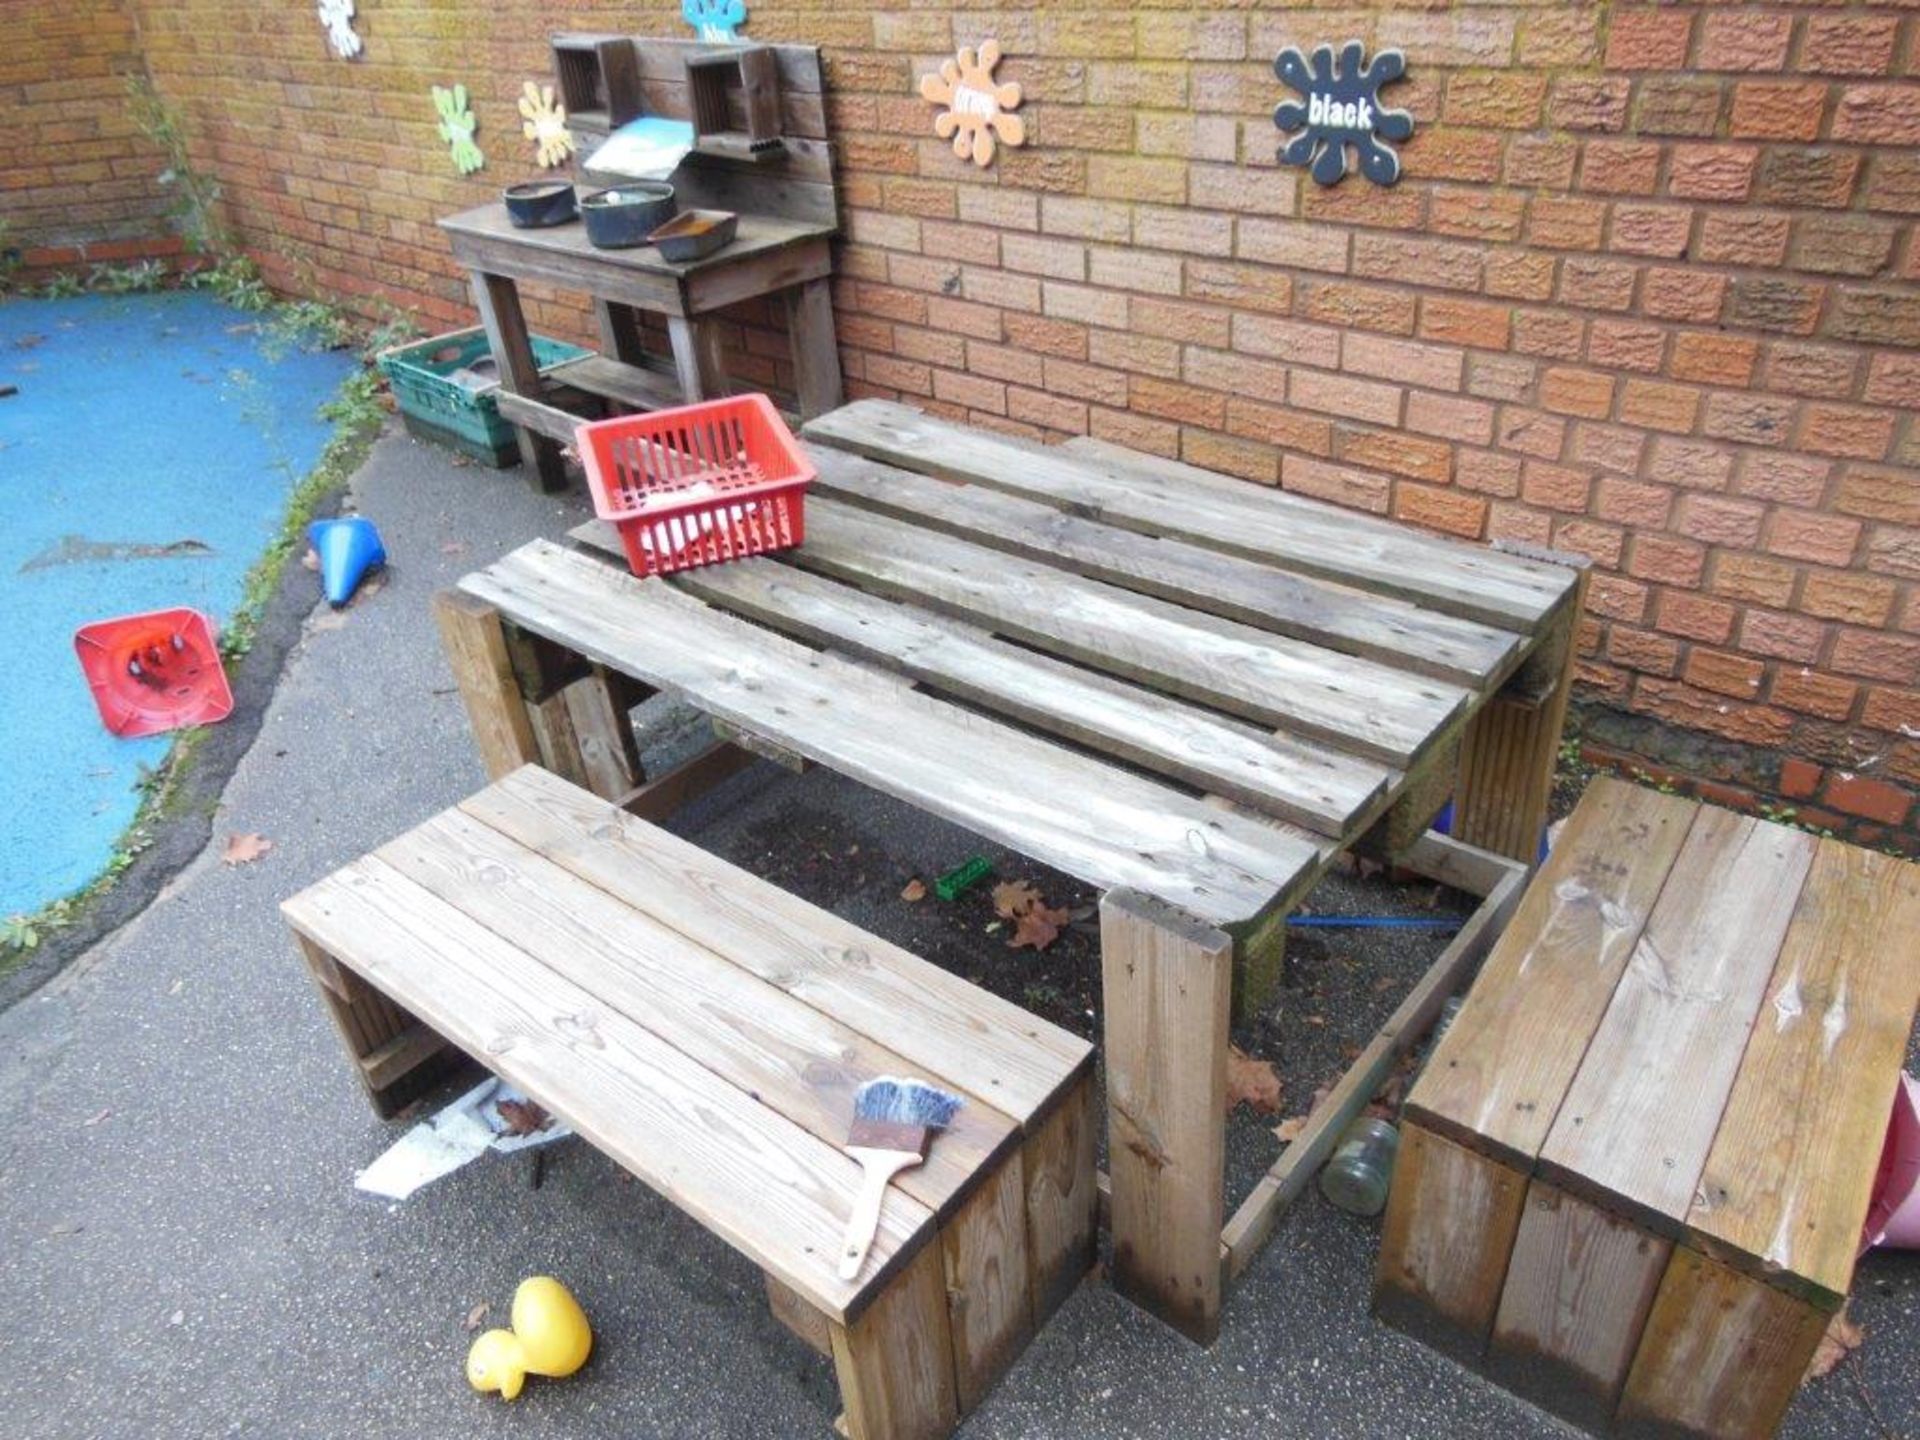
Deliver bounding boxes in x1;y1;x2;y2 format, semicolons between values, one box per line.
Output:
432;84;485;175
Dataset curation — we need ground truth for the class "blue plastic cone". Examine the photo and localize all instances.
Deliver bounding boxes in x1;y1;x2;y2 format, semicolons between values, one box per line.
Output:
309;516;386;607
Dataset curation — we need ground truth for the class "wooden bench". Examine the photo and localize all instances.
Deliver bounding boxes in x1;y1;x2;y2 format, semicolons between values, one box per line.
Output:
282;764;1096;1440
1376;775;1920;1440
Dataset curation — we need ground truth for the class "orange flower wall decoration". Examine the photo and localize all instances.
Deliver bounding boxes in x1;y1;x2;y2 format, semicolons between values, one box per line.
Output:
919;40;1026;169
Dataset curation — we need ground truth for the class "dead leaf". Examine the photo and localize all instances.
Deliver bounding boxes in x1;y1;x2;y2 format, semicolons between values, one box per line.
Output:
1303;1014;1326;1027
167;978;184;996
311;611;348;632
1803;1305;1863;1383
82;1108;112;1127
47;1220;83;1238
1273;1116;1308;1145
14;333;45;350
1009;902;1070;952
441;540;469;556
463;1302;490;1332
222;832;274;866
300;547;319;571
899;878;927;903
991;879;1041;919
496;1098;551;1137
1226;1046;1284;1115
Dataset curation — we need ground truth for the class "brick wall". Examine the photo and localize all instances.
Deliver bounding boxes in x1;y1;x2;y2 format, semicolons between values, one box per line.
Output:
1;0;177;271
34;2;1920;849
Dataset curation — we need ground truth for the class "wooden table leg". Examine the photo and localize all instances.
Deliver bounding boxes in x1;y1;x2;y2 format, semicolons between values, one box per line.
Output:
293;933;453;1117
830;1241;960;1440
1453;569;1590;864
470;270;570;492
433;590;540;780
594;298;648;368
1100;889;1233;1345
667;314;728;402
784;277;844;419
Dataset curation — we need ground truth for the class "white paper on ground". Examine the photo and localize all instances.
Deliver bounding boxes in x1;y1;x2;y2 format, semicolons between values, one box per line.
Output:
354;1077;574;1201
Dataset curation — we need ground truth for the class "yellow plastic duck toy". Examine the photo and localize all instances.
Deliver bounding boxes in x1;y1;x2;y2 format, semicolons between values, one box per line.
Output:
466;1276;593;1400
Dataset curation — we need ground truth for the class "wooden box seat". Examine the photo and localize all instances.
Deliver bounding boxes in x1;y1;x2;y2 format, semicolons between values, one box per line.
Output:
282;764;1096;1440
1375;775;1920;1440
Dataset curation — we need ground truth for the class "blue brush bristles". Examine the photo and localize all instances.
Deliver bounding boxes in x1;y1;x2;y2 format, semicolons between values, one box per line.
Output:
852;1076;963;1130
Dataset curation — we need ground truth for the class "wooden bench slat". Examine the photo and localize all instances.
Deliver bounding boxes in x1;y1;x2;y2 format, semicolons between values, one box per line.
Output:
1405;777;1699;1167
465;766;1090;1128
805;446;1521;690
1687;839;1920;1304
1538;807;1818;1229
545;354;683;411
283;856;932;1323
803;401;1571;633
794;498;1468;770
568;522;1391;836
459;541;1323;931
378;808;1022;1218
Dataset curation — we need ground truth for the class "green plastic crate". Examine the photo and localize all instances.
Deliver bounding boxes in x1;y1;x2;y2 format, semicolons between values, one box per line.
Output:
378;326;591;467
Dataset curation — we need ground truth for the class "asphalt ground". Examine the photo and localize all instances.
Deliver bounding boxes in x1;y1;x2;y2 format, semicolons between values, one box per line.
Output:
1;425;1913;1439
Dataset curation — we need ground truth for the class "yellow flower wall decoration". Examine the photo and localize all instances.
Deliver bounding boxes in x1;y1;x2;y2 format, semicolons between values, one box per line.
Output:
919;40;1026;169
517;81;576;169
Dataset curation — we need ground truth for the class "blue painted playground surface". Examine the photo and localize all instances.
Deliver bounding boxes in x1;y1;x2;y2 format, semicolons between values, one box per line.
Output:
0;291;354;919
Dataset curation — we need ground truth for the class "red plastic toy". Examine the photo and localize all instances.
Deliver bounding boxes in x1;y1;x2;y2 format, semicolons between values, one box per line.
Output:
73;607;235;739
576;394;816;578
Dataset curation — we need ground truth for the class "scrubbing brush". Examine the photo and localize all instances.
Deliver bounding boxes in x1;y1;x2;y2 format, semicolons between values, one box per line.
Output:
838;1076;964;1281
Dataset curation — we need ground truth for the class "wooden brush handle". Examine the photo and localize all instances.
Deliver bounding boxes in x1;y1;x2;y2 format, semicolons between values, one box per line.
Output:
838;1148;919;1282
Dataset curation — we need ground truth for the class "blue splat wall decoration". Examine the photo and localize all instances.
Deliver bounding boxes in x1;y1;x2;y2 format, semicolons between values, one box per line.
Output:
684;0;748;45
1272;41;1414;188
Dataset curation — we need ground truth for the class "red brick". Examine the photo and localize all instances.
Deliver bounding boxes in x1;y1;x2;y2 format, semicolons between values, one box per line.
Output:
1802;571;1898;627
1676;495;1765;549
1485;249;1560;302
1736;452;1831;506
1608;204;1693;258
1670;333;1759;387
1225;398;1333;457
1586;320;1666;374
1798;404;1895;462
1832;86;1920;146
1233;314;1341;369
1560;258;1640;312
1182;347;1286;405
1862;689;1920;736
1792;219;1898;278
1668;145;1757;202
1823;774;1912;825
1590;574;1651;623
1658;591;1737;644
1729;82;1828;142
1779;758;1824;800
1445;72;1546;129
1281;455;1392;514
1549;76;1632;132
1301;282;1418;336
1506;135;1579;189
1351;234;1485;293
1641;268;1726;325
1395;484;1487;539
1772;670;1860;722
1521;8;1602;67
1728;277;1826;336
1802;16;1900;77
1698;13;1793;72
1528;196;1608;251
1835;469;1920;526
1522;461;1592;513
1555;519;1625;569
1181;430;1277;485
1408;392;1497;447
1636;78;1725;137
1572;423;1646;475
1339;429;1454;485
1764;344;1860;399
1606;10;1694;71
1619;379;1700;434
1865;354;1920;408
1756;149;1862;210
1498;407;1567;460
1237;219;1349;274
1418;297;1512;351
1767;510;1862;567
1634;678;1794;748
1829;289;1920;348
1429;189;1528;244
1598;478;1674;528
1290;370;1403;427
1702;394;1796;448
1832;630;1920;685
1628;535;1707;588
1713;553;1798;608
1455;448;1522;496
1686;650;1767;699
1610;627;1682;675
1540;367;1615;420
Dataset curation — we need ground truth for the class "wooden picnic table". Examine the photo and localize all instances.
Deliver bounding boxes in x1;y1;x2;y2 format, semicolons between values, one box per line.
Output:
434;399;1586;1343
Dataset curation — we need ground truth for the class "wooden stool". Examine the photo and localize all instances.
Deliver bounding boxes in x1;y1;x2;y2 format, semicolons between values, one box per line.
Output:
1377;775;1920;1440
283;765;1096;1439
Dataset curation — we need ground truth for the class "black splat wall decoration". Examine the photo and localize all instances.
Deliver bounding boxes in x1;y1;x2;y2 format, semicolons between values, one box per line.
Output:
1272;41;1414;188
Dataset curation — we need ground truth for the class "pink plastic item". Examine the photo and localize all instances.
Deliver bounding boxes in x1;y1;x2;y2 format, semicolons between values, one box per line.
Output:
1862;1071;1920;1253
74;607;234;739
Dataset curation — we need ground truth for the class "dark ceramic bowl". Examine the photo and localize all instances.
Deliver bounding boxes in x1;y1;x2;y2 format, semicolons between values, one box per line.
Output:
503;181;577;228
580;183;677;249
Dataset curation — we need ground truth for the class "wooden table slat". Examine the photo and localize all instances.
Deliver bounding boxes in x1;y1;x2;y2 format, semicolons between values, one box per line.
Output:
570;520;1393;836
795;498;1469;770
378;806;1022;1217
464;764;1091;1126
806;446;1522;691
283;855;932;1323
1405;777;1700;1166
459;540;1323;930
1687;839;1920;1303
803;401;1572;634
1538;808;1818;1227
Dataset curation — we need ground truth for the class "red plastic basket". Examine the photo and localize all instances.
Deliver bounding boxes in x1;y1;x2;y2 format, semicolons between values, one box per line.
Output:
575;394;816;577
